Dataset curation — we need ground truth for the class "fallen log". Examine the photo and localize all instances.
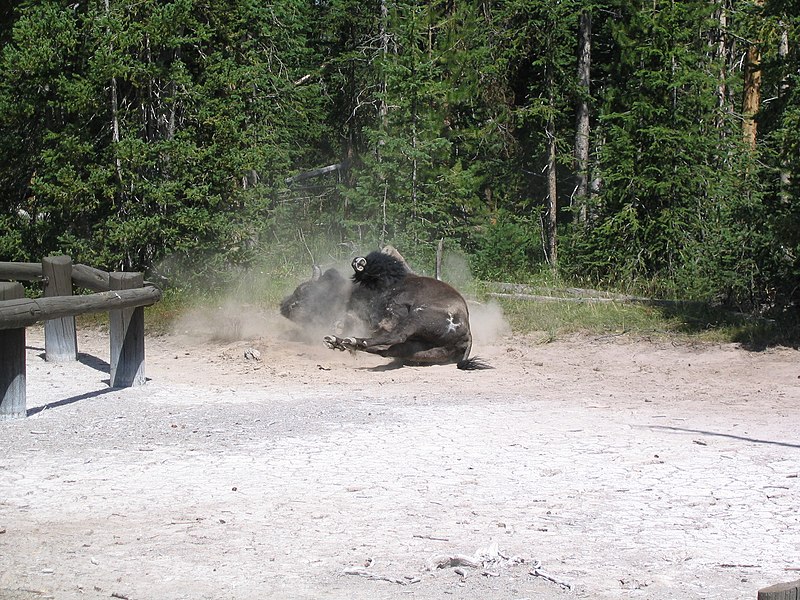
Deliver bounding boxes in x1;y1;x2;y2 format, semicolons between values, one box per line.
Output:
488;292;618;304
487;282;634;299
530;565;573;590
343;567;414;585
285;159;351;185
488;291;706;309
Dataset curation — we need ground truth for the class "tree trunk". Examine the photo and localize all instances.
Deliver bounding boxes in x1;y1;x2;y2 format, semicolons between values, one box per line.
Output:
779;19;790;201
742;44;761;149
546;118;558;269
105;0;122;184
411;119;419;244
546;64;558;270
742;1;764;149
574;9;591;224
715;0;729;122
379;0;389;131
379;0;389;245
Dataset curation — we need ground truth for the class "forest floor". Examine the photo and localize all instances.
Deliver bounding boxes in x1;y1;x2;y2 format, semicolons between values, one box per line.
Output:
1;303;799;600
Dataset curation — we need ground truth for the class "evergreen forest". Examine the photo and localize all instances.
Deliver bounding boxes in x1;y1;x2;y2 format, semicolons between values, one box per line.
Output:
1;0;798;319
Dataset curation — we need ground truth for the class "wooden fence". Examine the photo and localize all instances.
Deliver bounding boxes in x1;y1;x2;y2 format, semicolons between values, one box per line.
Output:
0;256;162;421
758;578;800;600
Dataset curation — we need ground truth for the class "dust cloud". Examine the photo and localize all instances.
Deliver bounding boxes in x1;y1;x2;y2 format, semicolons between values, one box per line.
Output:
168;258;348;348
468;300;511;346
168;243;509;353
440;250;511;347
171;298;289;344
167;265;304;345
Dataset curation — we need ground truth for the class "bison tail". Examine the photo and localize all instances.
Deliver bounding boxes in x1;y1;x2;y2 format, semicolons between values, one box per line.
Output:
457;356;493;370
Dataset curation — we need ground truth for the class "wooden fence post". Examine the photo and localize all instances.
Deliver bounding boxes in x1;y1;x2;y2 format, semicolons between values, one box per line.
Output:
0;282;26;420
758;579;800;600
109;272;145;387
42;255;78;362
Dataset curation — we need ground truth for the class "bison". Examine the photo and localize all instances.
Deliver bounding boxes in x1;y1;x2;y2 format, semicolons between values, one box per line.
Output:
280;249;490;370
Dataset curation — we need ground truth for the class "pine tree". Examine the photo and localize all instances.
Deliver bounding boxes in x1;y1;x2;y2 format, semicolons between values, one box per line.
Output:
0;0;324;282
570;0;769;305
746;1;800;310
324;0;505;264
494;0;583;268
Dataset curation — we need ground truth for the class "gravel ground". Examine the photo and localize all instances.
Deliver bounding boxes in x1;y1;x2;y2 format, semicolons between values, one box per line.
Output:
1;313;799;600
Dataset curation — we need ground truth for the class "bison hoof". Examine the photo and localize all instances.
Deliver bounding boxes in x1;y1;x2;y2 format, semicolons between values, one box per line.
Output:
324;335;344;351
324;335;357;351
324;335;363;352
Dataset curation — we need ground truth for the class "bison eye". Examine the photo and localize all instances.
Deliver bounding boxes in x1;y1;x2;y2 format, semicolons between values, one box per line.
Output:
352;256;367;272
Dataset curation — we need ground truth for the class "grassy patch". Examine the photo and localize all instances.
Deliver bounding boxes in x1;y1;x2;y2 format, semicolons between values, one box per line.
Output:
494;296;665;339
489;292;798;347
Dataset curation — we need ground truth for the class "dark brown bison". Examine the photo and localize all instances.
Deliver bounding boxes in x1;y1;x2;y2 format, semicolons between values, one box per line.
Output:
280;250;490;370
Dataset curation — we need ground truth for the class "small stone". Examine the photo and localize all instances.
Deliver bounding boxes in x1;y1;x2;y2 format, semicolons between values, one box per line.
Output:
244;348;261;361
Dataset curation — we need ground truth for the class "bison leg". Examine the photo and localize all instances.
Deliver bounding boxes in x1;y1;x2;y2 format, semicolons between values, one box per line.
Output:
323;332;463;365
324;334;405;354
324;335;361;351
323;326;416;354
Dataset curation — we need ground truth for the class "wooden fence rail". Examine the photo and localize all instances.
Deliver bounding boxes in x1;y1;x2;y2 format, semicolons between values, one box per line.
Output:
0;256;162;421
758;578;800;600
0;260;112;291
0;285;161;330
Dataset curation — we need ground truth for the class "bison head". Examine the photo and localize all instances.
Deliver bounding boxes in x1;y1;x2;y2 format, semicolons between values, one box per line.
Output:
280;266;351;331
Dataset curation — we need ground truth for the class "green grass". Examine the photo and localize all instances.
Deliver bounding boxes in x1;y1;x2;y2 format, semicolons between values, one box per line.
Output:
495;295;667;339
489;292;797;348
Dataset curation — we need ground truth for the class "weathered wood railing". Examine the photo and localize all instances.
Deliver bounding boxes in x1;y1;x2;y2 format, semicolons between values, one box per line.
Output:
0;256;162;421
758;578;800;600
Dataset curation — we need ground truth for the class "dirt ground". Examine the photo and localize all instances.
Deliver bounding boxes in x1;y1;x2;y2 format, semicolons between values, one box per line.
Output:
1;304;799;600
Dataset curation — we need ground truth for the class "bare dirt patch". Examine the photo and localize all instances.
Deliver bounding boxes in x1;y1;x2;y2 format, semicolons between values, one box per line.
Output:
1;314;799;600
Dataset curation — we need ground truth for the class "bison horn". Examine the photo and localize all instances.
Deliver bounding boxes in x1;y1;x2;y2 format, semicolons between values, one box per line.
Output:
311;265;322;281
352;256;367;272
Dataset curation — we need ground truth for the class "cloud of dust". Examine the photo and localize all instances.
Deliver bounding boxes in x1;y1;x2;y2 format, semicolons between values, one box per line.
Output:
167;241;357;347
165;239;509;349
468;301;511;345
441;251;511;346
171;296;293;344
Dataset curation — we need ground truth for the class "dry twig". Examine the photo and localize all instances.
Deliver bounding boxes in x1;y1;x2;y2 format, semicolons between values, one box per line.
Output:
530;566;573;590
343;567;409;585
